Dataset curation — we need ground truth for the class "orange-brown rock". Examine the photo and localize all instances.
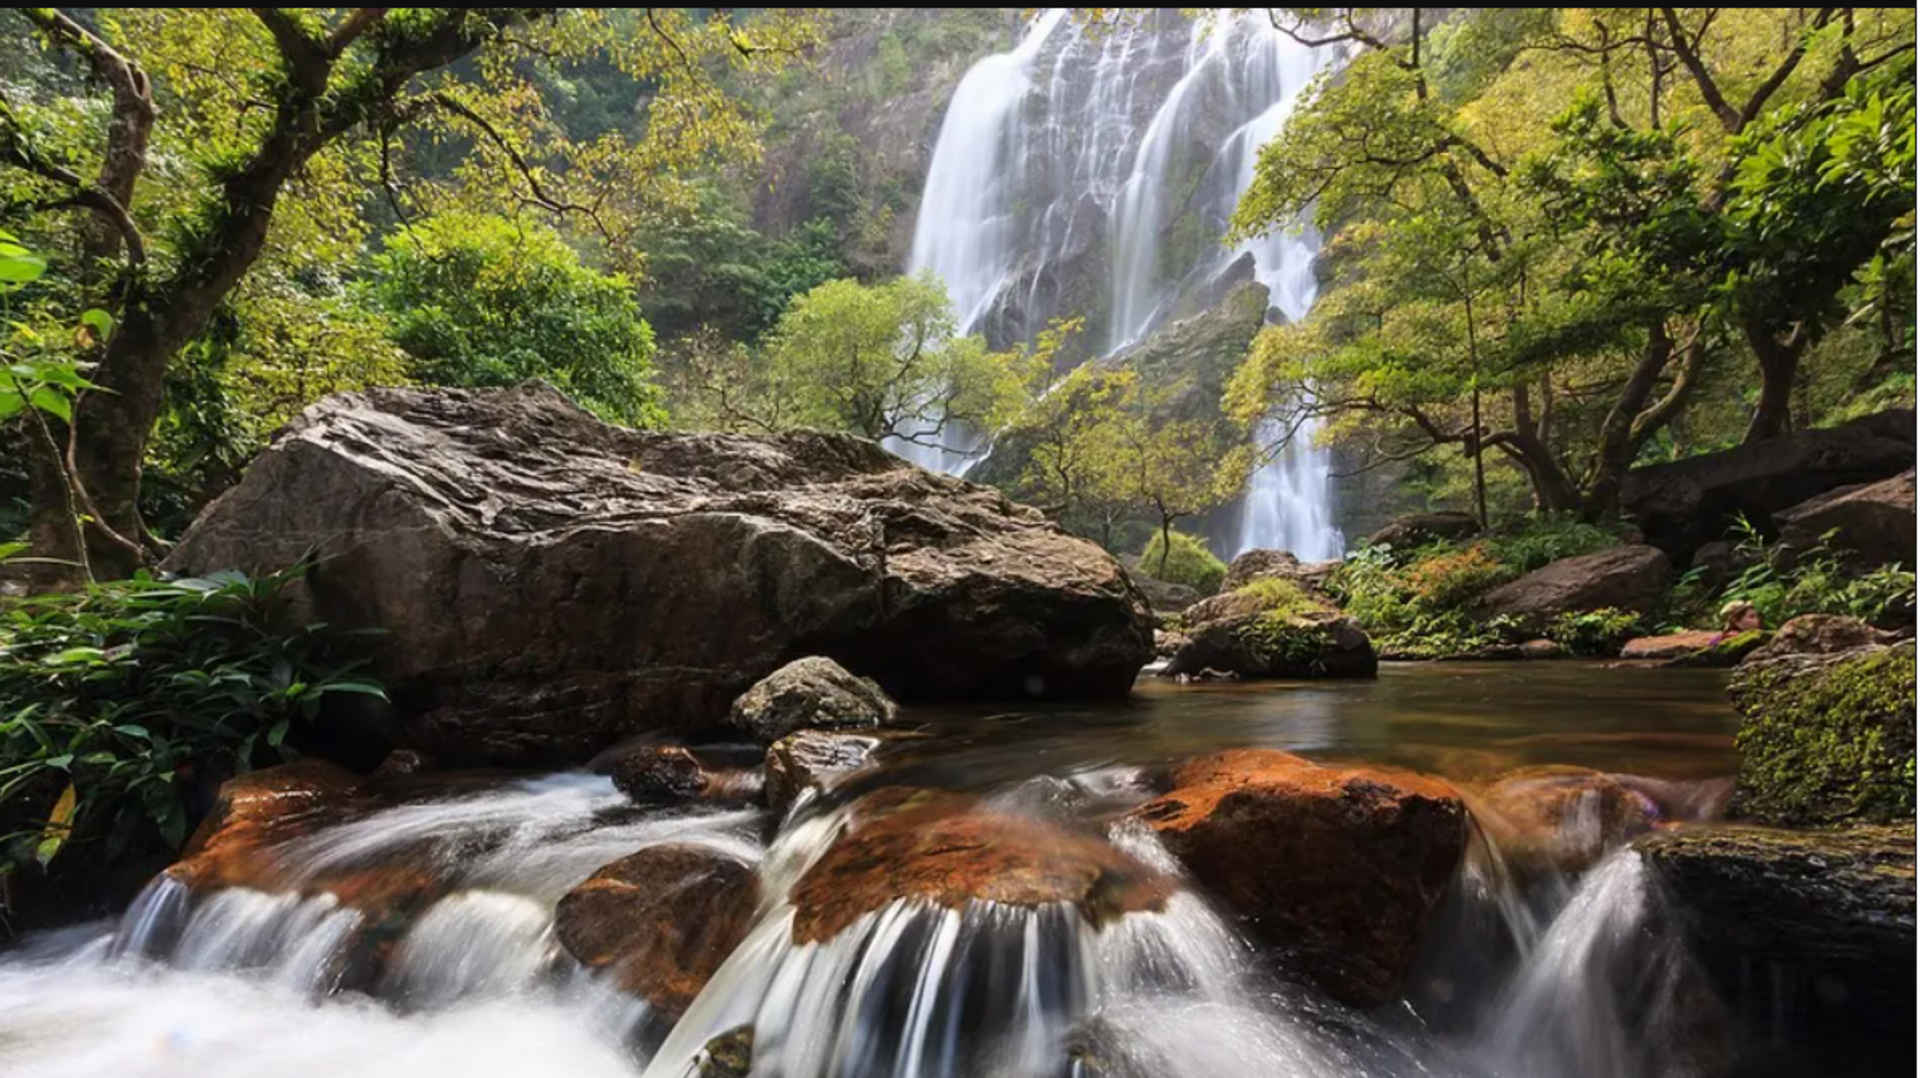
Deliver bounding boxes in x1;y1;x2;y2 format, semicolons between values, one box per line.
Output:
554;844;759;1017
171;760;371;892
1471;766;1660;873
789;789;1174;944
1128;749;1467;1007
169;760;443;920
1620;631;1723;661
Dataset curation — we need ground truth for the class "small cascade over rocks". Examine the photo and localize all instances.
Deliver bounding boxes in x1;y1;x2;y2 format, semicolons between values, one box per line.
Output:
0;696;1784;1078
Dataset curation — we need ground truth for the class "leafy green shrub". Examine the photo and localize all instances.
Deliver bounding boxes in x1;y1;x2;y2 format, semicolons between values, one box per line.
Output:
0;567;384;896
1405;544;1513;607
1548;607;1644;656
1481;512;1624;574
1719;516;1917;627
1141;530;1228;594
369;212;666;427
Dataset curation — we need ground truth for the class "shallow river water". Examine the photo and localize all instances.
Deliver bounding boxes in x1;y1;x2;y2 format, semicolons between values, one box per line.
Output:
0;663;1825;1078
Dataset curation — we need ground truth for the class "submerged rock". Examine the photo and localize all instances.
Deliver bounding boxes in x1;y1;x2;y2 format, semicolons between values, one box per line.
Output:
1478;544;1673;625
1728;639;1915;826
1636;824;1916;1043
171;760;371;893
729;656;897;743
1622;408;1914;561
1162;578;1377;680
608;744;762;805
788;789;1174;944
1129;749;1467;1006
1472;766;1660;873
763;729;881;815
696;1026;754;1078
553;844;759;1017
163;385;1151;766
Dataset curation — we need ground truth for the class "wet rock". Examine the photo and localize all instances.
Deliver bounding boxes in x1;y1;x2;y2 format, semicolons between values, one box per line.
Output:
1365;511;1482;550
1123;568;1202;616
1636;823;1916;1043
372;749;436;777
553;844;759;1017
1151;627;1190;660
609;745;711;803
1661;629;1768;668
764;729;880;815
164;384;1152;767
1728;639;1915;826
1776;468;1916;571
1518;638;1565;660
696;1026;754;1078
1472;766;1660;873
1129;749;1468;1006
1622;409;1914;562
1219;548;1339;594
1163;579;1376;680
788;789;1174;944
171;760;371;893
728;656;898;744
1478;545;1673;625
1621;631;1723;661
1740;613;1888;665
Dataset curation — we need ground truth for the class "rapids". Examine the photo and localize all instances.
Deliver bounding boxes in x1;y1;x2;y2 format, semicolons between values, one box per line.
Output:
0;664;1778;1078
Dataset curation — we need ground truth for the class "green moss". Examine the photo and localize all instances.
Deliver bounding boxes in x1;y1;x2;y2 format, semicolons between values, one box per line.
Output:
1731;641;1917;825
1230;578;1334;664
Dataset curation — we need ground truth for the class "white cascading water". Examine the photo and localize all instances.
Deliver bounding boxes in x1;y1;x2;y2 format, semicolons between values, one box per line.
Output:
0;756;1732;1078
899;10;1345;560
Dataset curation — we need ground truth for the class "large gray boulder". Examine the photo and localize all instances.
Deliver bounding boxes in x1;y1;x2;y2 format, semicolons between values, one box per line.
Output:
1478;545;1673;623
728;656;896;742
165;385;1154;766
1621;410;1914;562
1776;468;1916;571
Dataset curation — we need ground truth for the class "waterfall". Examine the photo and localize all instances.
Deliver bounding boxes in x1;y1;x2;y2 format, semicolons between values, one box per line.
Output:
900;11;1345;561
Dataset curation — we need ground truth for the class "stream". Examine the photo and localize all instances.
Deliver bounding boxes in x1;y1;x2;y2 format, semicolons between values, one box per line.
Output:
0;663;1782;1078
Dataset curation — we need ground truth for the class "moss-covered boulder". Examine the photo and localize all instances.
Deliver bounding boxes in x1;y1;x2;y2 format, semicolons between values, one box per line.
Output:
1660;629;1769;668
1636;824;1916;1046
1162;577;1377;680
1728;640;1915;826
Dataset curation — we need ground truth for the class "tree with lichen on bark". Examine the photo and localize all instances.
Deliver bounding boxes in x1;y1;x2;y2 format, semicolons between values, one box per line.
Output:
0;7;823;586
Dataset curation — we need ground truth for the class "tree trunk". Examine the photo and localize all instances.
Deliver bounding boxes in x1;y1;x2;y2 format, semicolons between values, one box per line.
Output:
1470;384;1489;527
1744;318;1805;444
1156;514;1173;576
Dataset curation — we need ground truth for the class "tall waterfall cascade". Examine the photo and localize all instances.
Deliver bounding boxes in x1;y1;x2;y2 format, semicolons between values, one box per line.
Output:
902;9;1345;559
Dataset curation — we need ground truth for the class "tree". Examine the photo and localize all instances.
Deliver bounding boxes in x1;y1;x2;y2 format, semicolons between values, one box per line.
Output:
0;7;822;582
369;212;665;427
1076;377;1241;574
759;273;1034;449
1228;7;1914;523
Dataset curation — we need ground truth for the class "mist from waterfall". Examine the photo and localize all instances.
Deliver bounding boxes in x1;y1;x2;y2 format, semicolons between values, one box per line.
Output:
899;10;1344;560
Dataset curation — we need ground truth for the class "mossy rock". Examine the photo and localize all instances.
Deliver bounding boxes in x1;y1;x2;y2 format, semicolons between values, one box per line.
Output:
1664;629;1768;668
1162;578;1377;680
697;1026;753;1078
1728;641;1916;826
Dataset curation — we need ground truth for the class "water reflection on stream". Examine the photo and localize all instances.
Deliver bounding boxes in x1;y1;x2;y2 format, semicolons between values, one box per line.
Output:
0;665;1767;1078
